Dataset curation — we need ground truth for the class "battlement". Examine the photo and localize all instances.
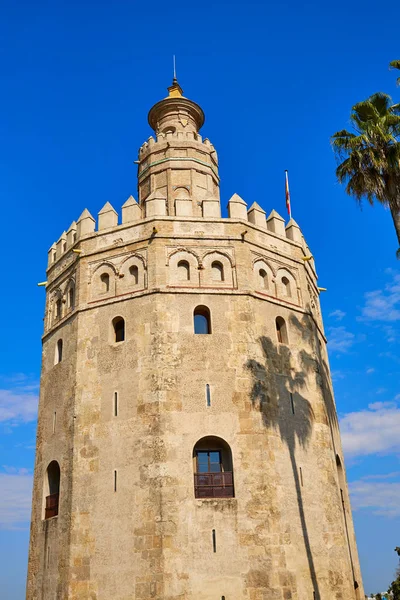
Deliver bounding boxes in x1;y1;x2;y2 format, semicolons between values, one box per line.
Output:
47;194;312;270
138;131;217;158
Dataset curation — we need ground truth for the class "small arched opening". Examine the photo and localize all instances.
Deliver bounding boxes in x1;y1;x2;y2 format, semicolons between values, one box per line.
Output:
129;265;139;285
44;461;60;519
112;317;125;343
194;306;211;334
100;273;110;293
193;436;234;498
276;316;288;344
211;261;224;282
177;260;190;282
259;268;268;289
281;276;291;297
68;286;75;310
55;298;62;320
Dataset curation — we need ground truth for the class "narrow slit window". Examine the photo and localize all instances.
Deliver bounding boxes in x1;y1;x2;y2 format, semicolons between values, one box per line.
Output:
112;317;125;343
114;470;117;492
47;545;51;568
212;529;216;553
114;392;118;417
299;467;304;487
53;411;57;433
55;339;63;364
194;306;211;334
206;384;211;407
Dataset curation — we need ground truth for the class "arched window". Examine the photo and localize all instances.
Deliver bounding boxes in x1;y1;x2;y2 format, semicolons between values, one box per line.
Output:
55;339;63;364
112;317;125;343
68;286;75;309
129;265;139;285
276;316;288;344
211;261;224;282
44;461;60;519
56;298;62;320
282;276;291;297
177;260;190;281
100;273;110;293
193;436;234;498
194;306;211;334
259;268;268;289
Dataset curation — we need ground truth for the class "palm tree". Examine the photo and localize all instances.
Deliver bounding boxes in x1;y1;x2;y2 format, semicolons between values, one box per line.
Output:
331;92;400;257
390;60;400;86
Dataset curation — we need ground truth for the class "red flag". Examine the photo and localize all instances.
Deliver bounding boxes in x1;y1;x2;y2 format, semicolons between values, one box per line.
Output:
285;170;291;218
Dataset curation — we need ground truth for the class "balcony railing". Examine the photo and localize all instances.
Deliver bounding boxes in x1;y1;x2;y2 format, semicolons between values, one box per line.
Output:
194;472;234;498
45;493;59;519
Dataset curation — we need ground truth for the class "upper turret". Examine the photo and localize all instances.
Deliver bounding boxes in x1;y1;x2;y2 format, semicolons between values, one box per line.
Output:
138;79;219;218
147;77;205;135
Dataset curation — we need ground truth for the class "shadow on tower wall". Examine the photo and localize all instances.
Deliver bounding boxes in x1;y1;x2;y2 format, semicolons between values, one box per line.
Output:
245;309;337;600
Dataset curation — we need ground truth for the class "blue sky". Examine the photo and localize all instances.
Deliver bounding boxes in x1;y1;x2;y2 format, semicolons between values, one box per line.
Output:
1;0;399;596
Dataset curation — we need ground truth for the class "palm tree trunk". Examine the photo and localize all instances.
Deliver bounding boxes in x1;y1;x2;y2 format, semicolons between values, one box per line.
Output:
390;202;400;258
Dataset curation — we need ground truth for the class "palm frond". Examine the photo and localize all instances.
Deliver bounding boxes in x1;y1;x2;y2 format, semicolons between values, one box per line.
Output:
389;60;400;86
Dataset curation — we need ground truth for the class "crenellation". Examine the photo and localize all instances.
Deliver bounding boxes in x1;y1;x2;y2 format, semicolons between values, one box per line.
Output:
66;221;77;247
285;218;302;243
248;202;267;228
227;193;248;220
56;232;67;259
48;242;57;268
145;189;167;217
267;209;286;237
202;193;221;218
122;195;141;223
98;201;118;230
76;208;95;238
175;194;193;217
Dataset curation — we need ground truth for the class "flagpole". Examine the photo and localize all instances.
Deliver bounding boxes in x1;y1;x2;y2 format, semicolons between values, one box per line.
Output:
285;170;292;220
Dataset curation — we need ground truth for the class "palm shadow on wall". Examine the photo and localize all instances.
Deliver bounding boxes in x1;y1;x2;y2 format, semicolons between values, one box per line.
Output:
245;309;335;600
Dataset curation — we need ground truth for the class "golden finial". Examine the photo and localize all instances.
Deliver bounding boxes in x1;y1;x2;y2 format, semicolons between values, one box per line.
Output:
168;55;183;97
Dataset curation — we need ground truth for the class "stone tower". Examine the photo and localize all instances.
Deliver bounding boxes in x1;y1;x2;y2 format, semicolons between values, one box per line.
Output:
27;78;364;600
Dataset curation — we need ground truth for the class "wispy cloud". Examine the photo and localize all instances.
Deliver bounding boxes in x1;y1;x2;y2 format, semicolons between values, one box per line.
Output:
360;271;400;322
328;326;355;353
366;368;375;375
340;400;400;457
331;370;346;381
349;477;400;518
329;309;346;321
0;469;33;530
0;376;38;426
